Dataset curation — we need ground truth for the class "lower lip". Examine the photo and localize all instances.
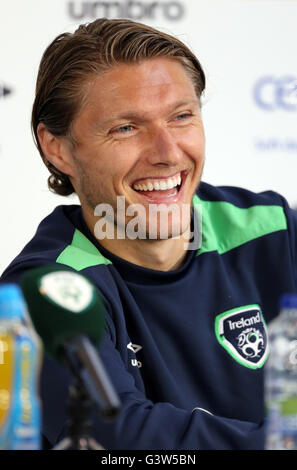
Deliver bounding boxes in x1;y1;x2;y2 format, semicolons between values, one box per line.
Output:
132;172;187;204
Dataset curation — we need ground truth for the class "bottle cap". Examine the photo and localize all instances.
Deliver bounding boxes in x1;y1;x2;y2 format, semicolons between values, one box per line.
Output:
279;293;297;310
0;283;25;319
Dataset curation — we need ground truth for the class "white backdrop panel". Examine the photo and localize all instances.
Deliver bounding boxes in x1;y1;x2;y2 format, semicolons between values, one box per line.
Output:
1;0;297;274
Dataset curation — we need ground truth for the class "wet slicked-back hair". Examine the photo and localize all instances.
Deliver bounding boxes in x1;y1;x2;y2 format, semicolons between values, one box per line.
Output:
32;18;205;195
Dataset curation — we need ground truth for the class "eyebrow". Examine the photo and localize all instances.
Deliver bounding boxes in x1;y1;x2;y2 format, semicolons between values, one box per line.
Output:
97;99;200;128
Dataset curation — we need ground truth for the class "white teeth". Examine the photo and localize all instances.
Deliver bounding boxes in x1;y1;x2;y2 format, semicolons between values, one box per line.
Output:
133;173;182;192
167;179;174;189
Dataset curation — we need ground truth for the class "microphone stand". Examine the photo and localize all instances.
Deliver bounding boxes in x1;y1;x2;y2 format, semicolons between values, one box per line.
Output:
53;378;105;450
52;336;121;450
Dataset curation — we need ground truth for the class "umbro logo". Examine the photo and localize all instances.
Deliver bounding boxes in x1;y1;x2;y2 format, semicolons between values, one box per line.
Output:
127;342;142;368
215;304;269;369
127;342;142;354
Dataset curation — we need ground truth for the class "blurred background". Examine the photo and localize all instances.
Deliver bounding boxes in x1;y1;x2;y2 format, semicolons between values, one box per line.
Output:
1;0;297;274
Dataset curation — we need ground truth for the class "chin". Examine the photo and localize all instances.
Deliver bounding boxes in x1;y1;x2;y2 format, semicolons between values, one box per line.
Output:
143;213;191;241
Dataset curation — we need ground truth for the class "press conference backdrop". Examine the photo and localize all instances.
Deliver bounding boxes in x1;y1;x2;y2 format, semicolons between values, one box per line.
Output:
1;0;297;275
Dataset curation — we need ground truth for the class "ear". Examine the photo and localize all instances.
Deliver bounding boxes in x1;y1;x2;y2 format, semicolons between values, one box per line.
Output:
37;123;76;178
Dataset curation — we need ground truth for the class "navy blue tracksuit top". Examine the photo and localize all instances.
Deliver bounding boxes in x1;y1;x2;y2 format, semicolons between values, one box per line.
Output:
1;181;297;450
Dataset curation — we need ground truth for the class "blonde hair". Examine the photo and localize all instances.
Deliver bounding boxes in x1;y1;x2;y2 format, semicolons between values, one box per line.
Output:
32;18;205;195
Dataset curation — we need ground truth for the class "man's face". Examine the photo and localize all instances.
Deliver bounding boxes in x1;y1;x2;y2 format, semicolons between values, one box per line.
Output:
68;57;205;240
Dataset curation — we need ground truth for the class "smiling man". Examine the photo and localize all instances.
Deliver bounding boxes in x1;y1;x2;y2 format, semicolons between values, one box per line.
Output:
1;18;297;450
37;56;205;270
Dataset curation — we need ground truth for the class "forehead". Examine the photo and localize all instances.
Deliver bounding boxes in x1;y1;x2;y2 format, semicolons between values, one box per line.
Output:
79;58;198;120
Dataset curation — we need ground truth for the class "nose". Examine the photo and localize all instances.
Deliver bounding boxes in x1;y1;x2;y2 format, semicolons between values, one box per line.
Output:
145;126;183;166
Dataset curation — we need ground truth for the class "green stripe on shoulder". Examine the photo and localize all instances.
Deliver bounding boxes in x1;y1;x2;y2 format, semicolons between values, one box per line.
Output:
56;229;112;271
193;194;287;256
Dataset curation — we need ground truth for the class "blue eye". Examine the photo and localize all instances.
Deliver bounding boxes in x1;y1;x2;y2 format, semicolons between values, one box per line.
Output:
176;113;191;120
117;125;134;133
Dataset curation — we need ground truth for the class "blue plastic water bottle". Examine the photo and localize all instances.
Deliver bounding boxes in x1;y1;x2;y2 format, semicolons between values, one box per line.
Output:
265;294;297;450
0;284;42;450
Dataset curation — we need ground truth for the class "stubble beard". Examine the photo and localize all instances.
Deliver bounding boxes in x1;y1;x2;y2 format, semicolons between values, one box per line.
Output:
78;177;196;241
75;158;203;242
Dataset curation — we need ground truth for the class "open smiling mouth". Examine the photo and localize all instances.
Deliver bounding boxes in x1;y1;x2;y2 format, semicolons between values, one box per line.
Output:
131;170;187;203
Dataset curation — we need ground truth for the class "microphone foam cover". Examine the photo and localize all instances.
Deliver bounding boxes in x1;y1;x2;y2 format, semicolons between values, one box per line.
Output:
21;265;106;361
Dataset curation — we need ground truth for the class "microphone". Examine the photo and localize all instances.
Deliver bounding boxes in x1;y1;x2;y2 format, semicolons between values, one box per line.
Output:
20;265;121;419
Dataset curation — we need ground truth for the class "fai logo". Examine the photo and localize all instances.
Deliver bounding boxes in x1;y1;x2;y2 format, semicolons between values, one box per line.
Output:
39;271;95;313
215;305;269;369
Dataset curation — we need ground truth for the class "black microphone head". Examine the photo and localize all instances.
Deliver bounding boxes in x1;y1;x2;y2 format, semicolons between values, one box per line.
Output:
20;265;106;361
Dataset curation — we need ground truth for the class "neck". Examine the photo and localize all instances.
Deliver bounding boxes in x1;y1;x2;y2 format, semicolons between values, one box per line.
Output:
82;207;192;271
100;235;190;271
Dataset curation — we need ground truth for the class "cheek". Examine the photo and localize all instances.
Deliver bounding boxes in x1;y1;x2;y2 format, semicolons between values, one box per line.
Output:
180;128;205;161
88;151;134;194
102;141;140;168
109;144;143;183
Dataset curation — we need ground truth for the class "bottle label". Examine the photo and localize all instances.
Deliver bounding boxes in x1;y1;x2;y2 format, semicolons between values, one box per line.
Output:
10;327;41;450
0;332;14;449
0;326;41;450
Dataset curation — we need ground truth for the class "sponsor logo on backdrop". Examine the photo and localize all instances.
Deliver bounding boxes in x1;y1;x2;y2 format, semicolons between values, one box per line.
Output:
253;76;297;111
0;82;12;100
253;76;297;153
67;0;185;21
254;137;297;153
0;82;13;156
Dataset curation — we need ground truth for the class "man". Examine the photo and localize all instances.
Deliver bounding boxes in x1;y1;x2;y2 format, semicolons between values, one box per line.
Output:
1;18;297;450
